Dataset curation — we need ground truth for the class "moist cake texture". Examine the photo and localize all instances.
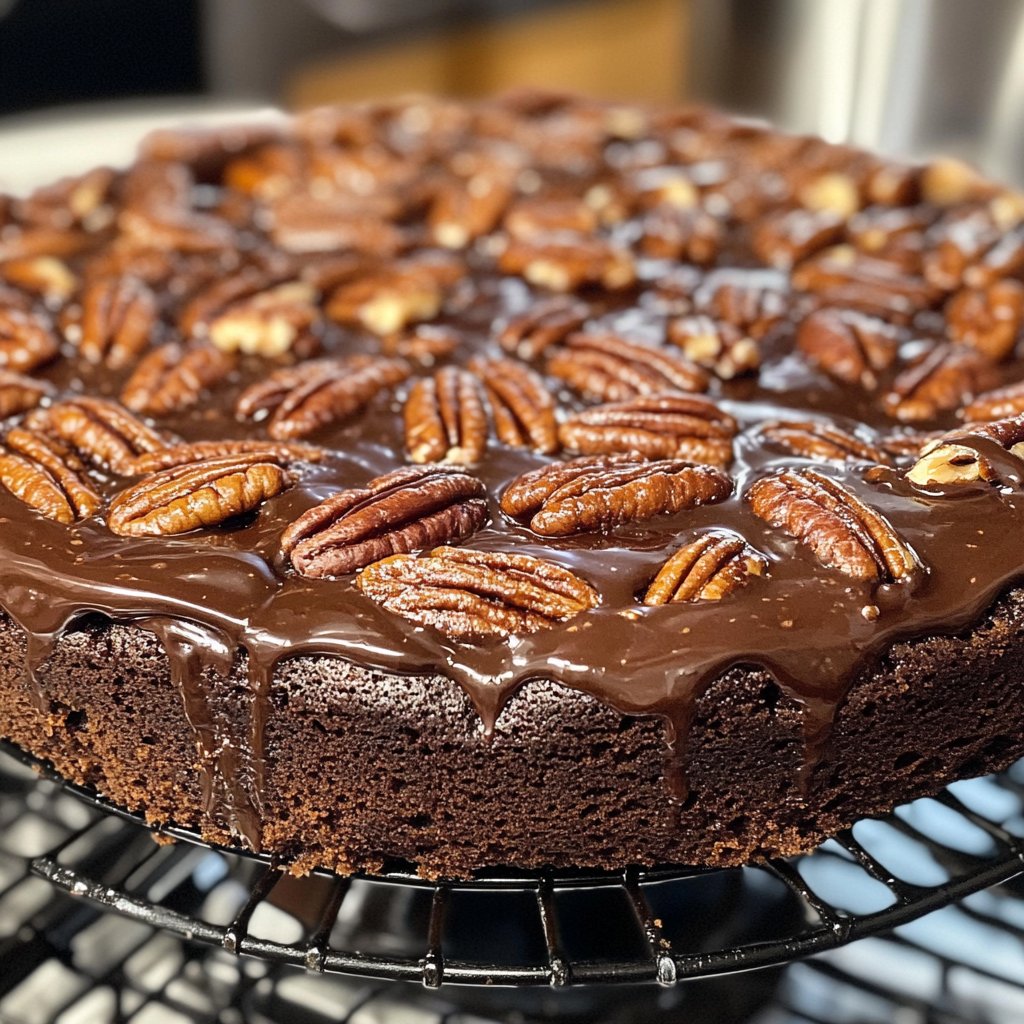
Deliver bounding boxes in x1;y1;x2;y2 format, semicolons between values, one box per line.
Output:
2;93;1024;877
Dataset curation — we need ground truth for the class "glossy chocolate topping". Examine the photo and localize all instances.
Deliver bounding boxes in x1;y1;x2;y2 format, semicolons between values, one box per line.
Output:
2;94;1024;849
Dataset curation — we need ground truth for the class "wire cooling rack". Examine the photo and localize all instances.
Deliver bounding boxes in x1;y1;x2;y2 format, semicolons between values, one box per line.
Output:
3;741;1024;994
4;747;1024;1023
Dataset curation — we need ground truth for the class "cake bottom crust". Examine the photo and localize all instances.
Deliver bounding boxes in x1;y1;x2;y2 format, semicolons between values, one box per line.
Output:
1;591;1023;879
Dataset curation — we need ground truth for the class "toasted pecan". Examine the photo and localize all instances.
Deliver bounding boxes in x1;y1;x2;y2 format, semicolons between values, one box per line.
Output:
357;546;598;638
559;394;735;464
236;356;410;440
748;468;918;581
72;276;158;369
404;367;489;465
643;532;767;604
29;397;169;474
0;307;60;374
0;427;101;524
0;370;54;420
468;356;559;454
883;344;994;423
108;453;292;536
121;343;235;417
501;453;732;536
281;465;488;578
498;296;590;360
795;308;901;389
758;420;892;466
546;333;709;402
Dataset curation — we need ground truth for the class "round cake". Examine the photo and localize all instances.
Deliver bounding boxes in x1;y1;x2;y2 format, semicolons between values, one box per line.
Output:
2;92;1024;879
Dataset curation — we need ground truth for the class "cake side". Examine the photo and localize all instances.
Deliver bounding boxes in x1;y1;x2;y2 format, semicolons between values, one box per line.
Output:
3;586;1022;878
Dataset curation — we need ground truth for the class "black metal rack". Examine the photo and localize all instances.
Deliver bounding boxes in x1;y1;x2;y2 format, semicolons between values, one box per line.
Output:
3;742;1024;1023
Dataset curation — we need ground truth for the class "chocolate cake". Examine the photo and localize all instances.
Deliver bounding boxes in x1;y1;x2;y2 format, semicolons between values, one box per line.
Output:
2;93;1024;879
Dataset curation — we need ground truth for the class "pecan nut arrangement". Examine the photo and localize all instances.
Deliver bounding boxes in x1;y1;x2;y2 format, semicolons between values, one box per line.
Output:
2;96;1024;880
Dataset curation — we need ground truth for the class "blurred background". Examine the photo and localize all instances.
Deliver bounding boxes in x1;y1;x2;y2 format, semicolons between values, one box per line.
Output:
2;0;1024;185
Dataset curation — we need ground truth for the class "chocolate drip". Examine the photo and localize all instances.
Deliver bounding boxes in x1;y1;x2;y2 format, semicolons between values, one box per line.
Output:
23;631;57;715
243;650;277;850
141;617;245;837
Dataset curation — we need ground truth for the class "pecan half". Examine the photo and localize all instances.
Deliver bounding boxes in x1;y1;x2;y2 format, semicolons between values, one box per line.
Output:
138;123;282;178
117;161;233;254
121;343;235;417
0;427;101;524
667;315;760;379
29;397;169;474
643;532;767;604
750;208;845;270
381;324;460;364
267;193;405;256
758;420;892;466
795;308;901;389
747;468;918;582
504;197;598;240
178;265;288;340
636;206;723;265
559;395;736;464
0;307;60;373
694;269;789;338
326;256;462;335
404;367;488;465
945;279;1024;363
0;256;77;302
498;235;635;292
222;141;305;199
796;170;861;217
923;209;1024;291
468;356;559;454
130;439;322;474
546;333;709;402
69;276;158;369
236;355;410;440
0;226;93;264
498;296;589;360
630;167;701;211
906;416;1024;486
0;370;53;419
793;246;941;322
429;174;514;249
108;453;292;536
964;224;1024;290
281;465;488;578
847;205;932;269
357;546;599;639
207;281;319;357
921;157;997;207
961;380;1024;422
18;166;117;231
500;453;732;536
882;344;993;423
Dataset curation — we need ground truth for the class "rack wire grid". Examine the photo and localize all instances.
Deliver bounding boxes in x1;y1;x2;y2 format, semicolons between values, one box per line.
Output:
3;742;1024;1024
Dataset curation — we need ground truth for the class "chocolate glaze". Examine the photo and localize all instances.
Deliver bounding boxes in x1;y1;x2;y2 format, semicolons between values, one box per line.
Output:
2;107;1024;853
